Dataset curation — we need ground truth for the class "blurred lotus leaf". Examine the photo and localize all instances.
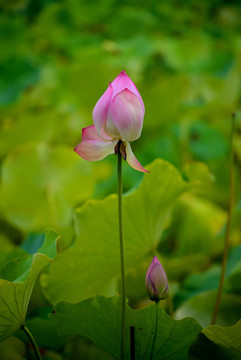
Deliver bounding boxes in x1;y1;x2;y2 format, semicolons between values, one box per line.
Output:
0;144;95;244
0;229;59;342
42;159;194;304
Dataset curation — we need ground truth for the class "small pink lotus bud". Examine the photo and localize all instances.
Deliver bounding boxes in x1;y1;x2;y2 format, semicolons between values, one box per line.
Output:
145;256;168;302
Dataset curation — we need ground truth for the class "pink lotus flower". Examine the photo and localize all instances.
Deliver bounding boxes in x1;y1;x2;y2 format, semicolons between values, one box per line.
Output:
74;71;148;173
145;256;168;302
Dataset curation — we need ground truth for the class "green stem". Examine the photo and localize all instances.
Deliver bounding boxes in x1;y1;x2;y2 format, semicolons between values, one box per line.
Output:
211;113;236;325
22;325;42;360
117;151;126;360
150;302;159;360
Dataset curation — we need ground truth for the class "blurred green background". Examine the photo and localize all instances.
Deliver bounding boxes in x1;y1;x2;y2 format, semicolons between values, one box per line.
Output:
0;0;241;243
0;0;241;358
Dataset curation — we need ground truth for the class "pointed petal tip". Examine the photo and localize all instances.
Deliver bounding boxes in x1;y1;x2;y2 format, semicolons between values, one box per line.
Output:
73;145;79;153
114;71;127;82
82;124;105;141
133;164;150;173
125;142;150;173
138;166;150;174
118;87;136;96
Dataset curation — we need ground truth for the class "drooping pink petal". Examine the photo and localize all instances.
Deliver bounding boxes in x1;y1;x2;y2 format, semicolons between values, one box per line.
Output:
92;83;113;135
74;139;118;161
111;71;145;113
82;125;103;141
125;142;149;173
105;89;144;142
82;124;112;142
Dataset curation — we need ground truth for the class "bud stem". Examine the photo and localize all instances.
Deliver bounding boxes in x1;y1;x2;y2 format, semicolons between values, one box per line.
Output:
22;325;42;360
211;113;236;325
117;150;126;360
150;301;159;360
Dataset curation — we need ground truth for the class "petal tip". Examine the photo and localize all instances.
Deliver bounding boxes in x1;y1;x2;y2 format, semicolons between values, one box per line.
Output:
125;142;150;173
74;146;83;159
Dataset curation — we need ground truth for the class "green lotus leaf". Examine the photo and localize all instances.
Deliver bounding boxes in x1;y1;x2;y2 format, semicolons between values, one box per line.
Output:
175;290;241;328
189;319;241;360
0;229;59;342
42;159;194;304
0;336;26;360
53;295;202;360
0;144;95;245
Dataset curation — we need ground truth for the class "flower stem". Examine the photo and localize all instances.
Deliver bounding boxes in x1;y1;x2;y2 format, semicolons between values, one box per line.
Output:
211;113;236;325
117;150;126;360
22;325;42;360
150;302;159;360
